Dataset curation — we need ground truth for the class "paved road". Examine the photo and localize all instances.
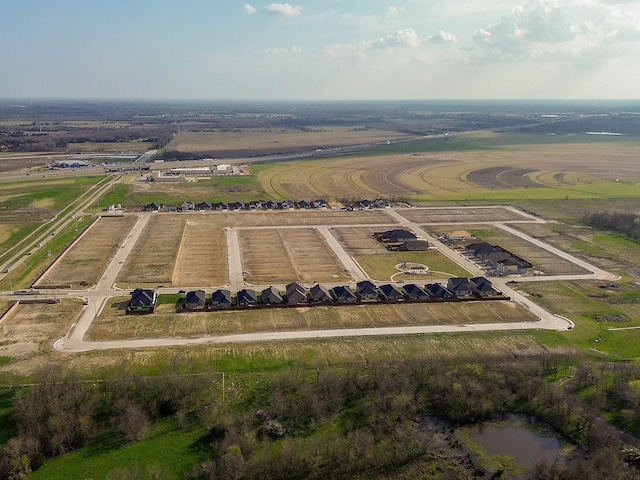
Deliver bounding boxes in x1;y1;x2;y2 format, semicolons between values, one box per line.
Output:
316;227;368;282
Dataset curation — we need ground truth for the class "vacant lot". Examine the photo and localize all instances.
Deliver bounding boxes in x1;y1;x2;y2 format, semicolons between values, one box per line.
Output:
88;297;537;341
173;219;228;287
117;215;185;286
0;300;82;359
36;216;137;288
238;227;350;284
396;207;530;224
166;127;412;155
331;227;389;256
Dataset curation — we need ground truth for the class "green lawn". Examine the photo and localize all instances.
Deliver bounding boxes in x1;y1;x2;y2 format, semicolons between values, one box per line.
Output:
355;250;472;281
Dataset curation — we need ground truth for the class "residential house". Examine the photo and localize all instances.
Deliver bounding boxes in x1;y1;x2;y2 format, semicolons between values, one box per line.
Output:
261;286;283;305
470;277;501;297
296;200;311;209
373;198;390;208
249;200;262;210
447;278;476;298
196;201;212;211
423;283;453;300
376;229;418;244
310;283;333;303
215;202;229;211
184;290;206;310
180;201;195;211
129;288;158;312
356;280;379;300
332;285;357;303
379;283;404;302
358;199;373;209
312;199;328;209
280;200;293;210
398;240;430;251
403;283;430;301
264;200;278;210
143;203;161;212
237;289;258;307
211;289;233;308
285;282;308;305
231;201;244;211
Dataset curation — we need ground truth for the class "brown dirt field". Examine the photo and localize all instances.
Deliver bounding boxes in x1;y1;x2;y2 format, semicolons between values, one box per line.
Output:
173;219;228;287
0;300;83;359
117;215;186;286
37;216;138;288
239;227;351;284
277;228;350;283
87;298;537;341
166;128;412;153
331;227;390;256
239;229;296;284
397;207;529;224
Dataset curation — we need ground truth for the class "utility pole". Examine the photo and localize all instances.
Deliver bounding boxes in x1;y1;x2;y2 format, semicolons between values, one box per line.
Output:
7;268;12;291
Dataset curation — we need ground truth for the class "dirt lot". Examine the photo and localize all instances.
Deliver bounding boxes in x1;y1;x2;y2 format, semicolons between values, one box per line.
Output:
331;227;389;256
0;300;82;359
239;228;350;284
117;215;185;286
173;219;228;287
397;207;530;224
87;298;538;341
36;216;137;288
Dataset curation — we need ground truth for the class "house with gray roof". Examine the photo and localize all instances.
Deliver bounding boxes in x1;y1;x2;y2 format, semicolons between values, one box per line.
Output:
310;283;333;303
129;288;158;312
211;289;233;308
285;282;308;305
379;283;404;302
332;285;357;303
261;286;283;305
403;283;430;301
447;278;476;298
356;280;379;300
237;289;258;307
424;283;453;300
184;290;206;310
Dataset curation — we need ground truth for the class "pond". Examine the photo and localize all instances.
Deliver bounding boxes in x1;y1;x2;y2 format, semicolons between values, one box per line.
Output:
468;422;561;470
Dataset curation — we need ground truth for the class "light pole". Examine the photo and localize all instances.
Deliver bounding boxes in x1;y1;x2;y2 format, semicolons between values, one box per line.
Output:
7;268;11;291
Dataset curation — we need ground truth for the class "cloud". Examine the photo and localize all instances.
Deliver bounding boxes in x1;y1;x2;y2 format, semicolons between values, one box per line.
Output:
371;29;421;49
266;46;303;54
387;6;405;16
429;31;457;44
243;4;257;15
264;3;303;16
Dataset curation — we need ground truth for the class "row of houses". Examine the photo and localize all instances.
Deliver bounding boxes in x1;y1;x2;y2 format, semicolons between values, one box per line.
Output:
142;198;391;213
128;277;504;313
373;228;430;252
460;242;532;275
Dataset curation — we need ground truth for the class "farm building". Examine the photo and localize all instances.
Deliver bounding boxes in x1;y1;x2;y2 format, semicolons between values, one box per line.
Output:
184;290;206;310
310;283;333;303
129;288;157;312
211;289;233;308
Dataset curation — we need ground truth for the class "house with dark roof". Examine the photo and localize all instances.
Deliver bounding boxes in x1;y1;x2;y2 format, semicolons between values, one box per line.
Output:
261;286;283;305
184;290;206;310
312;199;328;209
143;203;161;212
356;280;379;300
332;285;357;303
310;283;333;303
285;282;308;305
379;283;404;302
264;200;278;210
211;289;233;308
358;199;373;209
231;201;244;211
237;289;258;307
280;200;293;209
424;283;453;300
403;283;430;301
447;278;476;298
129;288;158;312
470;277;501;297
373;198;390;208
215;202;229;211
398;240;430;251
180;201;195;211
249;200;262;210
196;201;212;211
295;200;311;209
463;242;531;274
377;229;418;244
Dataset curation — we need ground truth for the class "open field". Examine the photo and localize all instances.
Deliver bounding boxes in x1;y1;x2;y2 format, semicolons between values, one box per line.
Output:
0;156;51;173
36;216;137;288
354;251;472;281
0;300;83;360
397;206;530;224
87;297;537;341
173;219;228;287
66;140;153;153
117;215;185;286
257;136;640;202
166;127;412;154
331;226;388;256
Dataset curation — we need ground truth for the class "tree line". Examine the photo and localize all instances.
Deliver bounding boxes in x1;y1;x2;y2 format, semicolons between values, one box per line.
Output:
584;211;640;241
2;354;640;479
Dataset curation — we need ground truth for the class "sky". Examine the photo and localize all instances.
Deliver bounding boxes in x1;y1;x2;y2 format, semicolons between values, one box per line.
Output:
1;0;639;100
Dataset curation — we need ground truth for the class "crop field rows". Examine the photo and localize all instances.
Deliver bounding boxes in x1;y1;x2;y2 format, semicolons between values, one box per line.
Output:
36;216;138;288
